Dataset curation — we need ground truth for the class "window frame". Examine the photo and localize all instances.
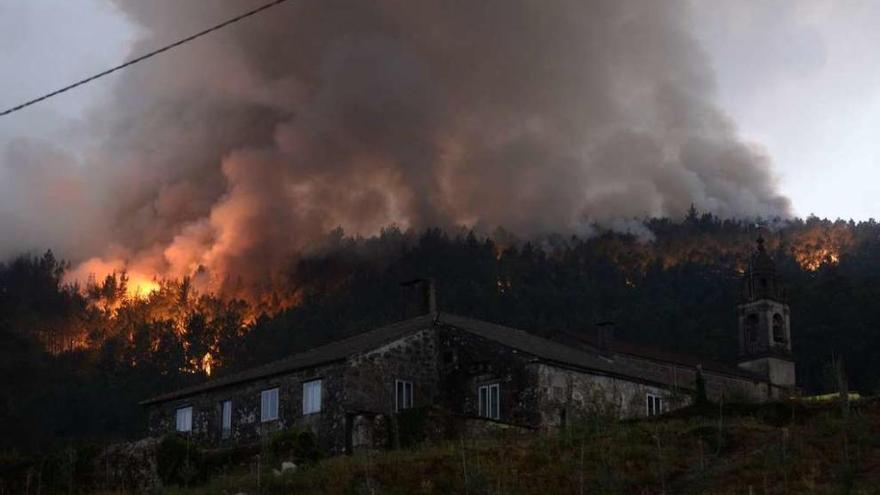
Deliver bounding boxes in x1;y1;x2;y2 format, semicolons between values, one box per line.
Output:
260;387;280;423
220;400;232;439
395;379;414;412
772;313;786;343
646;393;663;417
175;405;193;433
302;379;323;415
745;313;759;344
478;383;501;420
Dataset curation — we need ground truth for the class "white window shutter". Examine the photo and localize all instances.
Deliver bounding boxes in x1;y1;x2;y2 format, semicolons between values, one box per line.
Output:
176;406;192;432
221;400;232;437
395;380;415;412
302;380;322;414
261;388;279;422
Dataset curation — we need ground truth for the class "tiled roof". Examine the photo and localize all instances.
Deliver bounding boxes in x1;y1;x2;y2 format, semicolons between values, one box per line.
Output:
557;330;762;380
140;314;436;405
436;313;632;376
142;312;764;405
435;313;762;385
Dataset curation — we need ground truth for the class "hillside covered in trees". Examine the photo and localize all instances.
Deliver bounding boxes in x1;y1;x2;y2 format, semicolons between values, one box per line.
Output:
2;213;879;454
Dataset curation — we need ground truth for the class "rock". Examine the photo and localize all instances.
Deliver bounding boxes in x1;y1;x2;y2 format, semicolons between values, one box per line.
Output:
272;461;297;477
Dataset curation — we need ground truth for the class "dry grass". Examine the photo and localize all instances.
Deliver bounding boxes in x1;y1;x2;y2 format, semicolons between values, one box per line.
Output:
164;400;880;495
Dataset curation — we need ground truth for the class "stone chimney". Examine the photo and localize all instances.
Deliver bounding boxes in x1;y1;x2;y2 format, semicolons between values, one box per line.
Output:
400;278;437;315
595;321;615;356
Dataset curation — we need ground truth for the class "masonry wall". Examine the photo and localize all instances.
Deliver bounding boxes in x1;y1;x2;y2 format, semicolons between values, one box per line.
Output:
146;323;778;455
531;363;685;427
530;356;772;429
147;327;440;454
613;353;770;403
435;326;542;427
342;328;441;450
147;361;348;453
345;328;440;414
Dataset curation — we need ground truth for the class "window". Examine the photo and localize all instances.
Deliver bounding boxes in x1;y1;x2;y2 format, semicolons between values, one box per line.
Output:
646;393;663;417
176;406;193;432
772;313;785;343
478;383;500;420
302;380;322;415
261;388;279;422
220;400;232;439
395;380;414;412
745;313;759;344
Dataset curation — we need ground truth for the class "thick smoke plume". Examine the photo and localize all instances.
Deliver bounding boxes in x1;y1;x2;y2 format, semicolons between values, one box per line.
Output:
2;0;791;300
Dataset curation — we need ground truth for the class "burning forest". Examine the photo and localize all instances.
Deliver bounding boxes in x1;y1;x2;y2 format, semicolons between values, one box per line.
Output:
5;213;868;380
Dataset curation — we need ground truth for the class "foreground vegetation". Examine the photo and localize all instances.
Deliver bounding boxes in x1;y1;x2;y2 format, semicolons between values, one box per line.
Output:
157;400;880;495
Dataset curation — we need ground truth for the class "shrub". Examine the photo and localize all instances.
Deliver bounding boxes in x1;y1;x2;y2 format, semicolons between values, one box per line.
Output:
157;434;204;486
268;428;321;465
395;407;432;448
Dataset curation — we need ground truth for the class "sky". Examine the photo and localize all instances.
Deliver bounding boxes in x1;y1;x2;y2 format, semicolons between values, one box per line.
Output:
0;0;136;143
0;0;877;222
689;0;880;220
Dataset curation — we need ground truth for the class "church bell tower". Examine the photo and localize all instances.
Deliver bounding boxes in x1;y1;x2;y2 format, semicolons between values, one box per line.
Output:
737;237;796;393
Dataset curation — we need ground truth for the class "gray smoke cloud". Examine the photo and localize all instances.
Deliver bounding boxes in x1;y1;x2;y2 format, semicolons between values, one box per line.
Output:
1;0;791;298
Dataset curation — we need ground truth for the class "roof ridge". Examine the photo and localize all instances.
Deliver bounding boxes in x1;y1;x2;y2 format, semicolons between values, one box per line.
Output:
437;312;764;383
296;313;436;353
141;313;436;404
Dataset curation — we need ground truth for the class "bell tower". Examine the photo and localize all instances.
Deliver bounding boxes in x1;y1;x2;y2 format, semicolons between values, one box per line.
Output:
737;237;795;393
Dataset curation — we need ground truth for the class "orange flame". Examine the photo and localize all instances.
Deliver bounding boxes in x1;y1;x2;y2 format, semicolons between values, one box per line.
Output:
202;353;214;376
126;274;161;299
788;221;852;271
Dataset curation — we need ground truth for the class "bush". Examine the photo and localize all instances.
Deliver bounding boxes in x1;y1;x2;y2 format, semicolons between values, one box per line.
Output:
395;407;431;448
268;428;321;465
157;434;204;487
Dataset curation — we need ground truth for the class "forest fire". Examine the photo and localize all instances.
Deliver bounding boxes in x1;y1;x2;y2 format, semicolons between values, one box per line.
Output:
64;256;162;302
794;249;841;271
126;275;162;299
787;222;853;272
32;216;859;373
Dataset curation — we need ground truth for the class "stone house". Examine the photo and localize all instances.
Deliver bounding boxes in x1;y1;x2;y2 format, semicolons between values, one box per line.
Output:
142;239;795;454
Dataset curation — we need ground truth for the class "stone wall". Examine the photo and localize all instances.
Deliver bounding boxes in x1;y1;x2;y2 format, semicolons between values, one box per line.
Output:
146;321;779;455
147;326;440;454
345;328;440;415
436;326;542;426
613;353;770;403
147;361;348;453
531;363;686;426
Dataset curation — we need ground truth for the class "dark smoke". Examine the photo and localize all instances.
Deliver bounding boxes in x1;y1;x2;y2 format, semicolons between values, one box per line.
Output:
2;0;792;297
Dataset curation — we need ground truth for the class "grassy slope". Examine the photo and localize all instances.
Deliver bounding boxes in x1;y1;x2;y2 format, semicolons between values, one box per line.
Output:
164;400;880;495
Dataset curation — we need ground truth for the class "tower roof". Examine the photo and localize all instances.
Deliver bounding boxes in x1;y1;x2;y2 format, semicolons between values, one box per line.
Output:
742;236;786;303
751;236;776;274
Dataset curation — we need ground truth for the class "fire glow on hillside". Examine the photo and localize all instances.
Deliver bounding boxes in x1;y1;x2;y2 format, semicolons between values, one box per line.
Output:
788;223;853;272
27;218;858;385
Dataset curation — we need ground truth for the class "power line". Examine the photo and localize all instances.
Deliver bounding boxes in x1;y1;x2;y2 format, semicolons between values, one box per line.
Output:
0;0;291;118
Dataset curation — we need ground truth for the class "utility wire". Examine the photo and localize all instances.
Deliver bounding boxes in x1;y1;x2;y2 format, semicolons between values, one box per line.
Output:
0;0;291;118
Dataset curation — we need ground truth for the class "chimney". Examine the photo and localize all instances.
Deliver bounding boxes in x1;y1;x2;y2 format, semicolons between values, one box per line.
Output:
424;278;437;314
595;321;615;356
400;278;437;315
